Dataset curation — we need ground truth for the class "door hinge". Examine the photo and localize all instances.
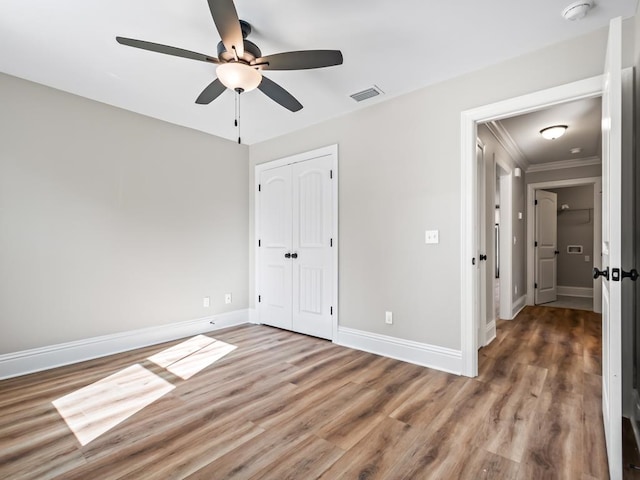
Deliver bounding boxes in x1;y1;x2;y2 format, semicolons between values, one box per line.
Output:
258;184;261;192
258;295;261;303
535;283;538;289
534;241;538;247
330;238;333;247
330;169;333;179
258;239;261;247
330;306;333;315
535;199;538;205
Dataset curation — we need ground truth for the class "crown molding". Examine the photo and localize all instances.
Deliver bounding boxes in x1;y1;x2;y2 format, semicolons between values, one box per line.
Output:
526;156;601;173
485;120;530;171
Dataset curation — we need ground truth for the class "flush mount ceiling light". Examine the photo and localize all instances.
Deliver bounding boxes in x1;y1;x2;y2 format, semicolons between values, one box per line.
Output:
216;62;262;92
570;147;582;154
540;125;568;140
562;1;594;21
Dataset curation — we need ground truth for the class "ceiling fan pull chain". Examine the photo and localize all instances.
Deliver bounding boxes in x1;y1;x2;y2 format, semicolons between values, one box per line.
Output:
237;89;242;144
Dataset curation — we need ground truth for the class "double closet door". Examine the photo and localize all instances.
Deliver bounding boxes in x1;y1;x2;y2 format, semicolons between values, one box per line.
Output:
257;153;335;340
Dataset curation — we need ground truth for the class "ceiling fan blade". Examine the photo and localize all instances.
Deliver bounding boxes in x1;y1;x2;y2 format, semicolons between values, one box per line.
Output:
116;37;219;64
196;79;227;105
253;50;343;70
258;76;303;112
207;0;244;58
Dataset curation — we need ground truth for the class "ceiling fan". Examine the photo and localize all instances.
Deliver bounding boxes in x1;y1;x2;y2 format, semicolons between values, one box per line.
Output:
116;0;343;112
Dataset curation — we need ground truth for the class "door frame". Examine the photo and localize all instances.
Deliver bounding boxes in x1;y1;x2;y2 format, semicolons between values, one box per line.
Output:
526;178;603;312
254;144;339;340
460;75;603;377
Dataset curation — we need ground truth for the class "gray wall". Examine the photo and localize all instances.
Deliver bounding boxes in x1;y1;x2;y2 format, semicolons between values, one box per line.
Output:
478;124;526;322
0;73;249;354
548;186;594;289
250;22;635;351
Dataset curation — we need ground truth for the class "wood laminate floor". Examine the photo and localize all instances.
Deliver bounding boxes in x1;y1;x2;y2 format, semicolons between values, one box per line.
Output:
0;306;608;479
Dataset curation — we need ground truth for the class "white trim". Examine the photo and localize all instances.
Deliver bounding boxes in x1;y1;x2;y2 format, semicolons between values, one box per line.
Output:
335;326;462;375
511;295;527;319
498;171;513;322
485;320;497;346
0;309;249;380
248;308;259;324
526;156;601;173
254;144;339;340
461;75;603;377
525;177;602;313
557;286;594;298
486;121;529;170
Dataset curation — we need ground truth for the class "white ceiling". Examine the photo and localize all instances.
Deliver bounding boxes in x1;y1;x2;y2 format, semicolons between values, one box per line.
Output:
0;0;637;144
493;96;602;168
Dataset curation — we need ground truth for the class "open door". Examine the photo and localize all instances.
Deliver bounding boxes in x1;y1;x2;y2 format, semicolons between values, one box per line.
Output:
599;16;622;479
535;189;558;304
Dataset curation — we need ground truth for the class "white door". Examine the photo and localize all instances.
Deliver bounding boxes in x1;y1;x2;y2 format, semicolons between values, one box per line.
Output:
535;189;558;304
259;165;293;331
291;158;333;339
600;16;622;480
476;142;487;347
257;154;335;340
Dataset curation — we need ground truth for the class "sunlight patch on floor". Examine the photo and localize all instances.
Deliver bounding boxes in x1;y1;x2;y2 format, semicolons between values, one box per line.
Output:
148;334;237;380
52;364;174;446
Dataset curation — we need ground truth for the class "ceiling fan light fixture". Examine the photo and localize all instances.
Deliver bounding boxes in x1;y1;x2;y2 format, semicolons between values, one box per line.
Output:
216;62;262;92
540;125;568;140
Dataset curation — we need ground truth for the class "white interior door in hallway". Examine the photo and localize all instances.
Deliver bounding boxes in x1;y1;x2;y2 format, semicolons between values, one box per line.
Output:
535;189;558;305
257;148;337;340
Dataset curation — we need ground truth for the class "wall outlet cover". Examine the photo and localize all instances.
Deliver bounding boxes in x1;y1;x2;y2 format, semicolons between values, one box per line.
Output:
425;230;439;244
203;297;210;308
385;311;393;324
224;293;232;304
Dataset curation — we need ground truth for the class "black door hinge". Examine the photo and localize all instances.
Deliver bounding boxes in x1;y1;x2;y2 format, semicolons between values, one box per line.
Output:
258;239;261;247
258;184;261;192
330;238;333;247
330;170;333;179
330;306;333;315
258;295;261;303
535;199;538;205
535;283;538;289
534;241;538;247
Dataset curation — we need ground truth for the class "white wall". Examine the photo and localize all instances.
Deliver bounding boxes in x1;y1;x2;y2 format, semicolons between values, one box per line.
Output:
0;73;249;354
250;21;635;351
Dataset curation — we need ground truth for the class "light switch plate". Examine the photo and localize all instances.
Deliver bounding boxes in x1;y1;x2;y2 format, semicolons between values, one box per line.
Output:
425;230;439;244
203;297;210;308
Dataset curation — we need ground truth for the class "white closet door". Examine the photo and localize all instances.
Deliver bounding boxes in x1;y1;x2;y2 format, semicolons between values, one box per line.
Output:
258;165;293;331
291;157;333;339
535;189;558;304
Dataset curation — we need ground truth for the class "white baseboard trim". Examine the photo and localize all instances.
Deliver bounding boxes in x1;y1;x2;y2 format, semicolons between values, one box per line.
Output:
511;295;527;319
0;309;249;380
248;308;259;324
335;326;462;375
557;286;593;298
485;320;497;346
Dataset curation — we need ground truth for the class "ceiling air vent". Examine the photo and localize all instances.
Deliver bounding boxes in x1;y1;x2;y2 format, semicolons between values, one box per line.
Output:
350;85;384;102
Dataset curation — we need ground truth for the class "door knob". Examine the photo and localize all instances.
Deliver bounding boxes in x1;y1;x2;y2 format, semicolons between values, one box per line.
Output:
284;253;291;258
291;253;298;259
622;269;639;281
593;267;609;280
479;254;487;261
554;250;560;255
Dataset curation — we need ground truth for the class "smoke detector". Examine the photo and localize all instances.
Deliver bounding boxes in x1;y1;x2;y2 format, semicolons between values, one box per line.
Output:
562;1;594;21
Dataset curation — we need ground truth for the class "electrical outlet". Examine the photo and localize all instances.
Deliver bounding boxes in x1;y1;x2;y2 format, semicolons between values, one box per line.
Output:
224;293;232;304
203;297;210;308
585;255;590;262
514;285;518;295
425;230;439;244
385;311;393;325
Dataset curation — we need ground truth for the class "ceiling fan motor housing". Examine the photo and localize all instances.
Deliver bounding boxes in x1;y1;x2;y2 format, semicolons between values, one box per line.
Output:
217;39;262;63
